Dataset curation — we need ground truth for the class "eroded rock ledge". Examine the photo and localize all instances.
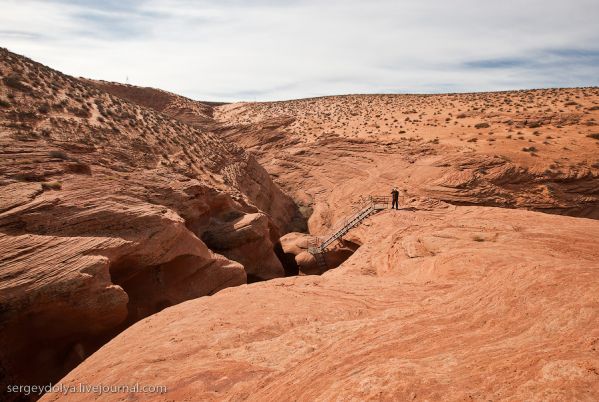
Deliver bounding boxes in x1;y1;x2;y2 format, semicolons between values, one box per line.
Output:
43;206;599;401
0;48;304;393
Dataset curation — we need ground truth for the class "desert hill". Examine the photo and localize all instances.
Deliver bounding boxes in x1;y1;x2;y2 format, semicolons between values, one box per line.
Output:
213;90;599;233
85;80;226;129
0;48;304;393
87;84;599;233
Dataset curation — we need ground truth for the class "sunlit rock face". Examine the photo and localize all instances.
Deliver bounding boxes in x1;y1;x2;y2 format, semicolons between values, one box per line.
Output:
46;207;599;401
0;48;303;393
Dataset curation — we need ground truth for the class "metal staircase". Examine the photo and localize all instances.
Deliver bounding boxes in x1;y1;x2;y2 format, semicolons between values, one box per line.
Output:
308;196;390;271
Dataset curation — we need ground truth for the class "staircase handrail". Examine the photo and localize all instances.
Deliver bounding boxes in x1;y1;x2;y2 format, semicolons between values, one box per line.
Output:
313;195;391;252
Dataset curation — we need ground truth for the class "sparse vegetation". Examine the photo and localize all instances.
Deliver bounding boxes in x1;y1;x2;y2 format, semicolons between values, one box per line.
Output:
3;73;29;91
65;162;92;175
48;150;69;160
41;181;62;191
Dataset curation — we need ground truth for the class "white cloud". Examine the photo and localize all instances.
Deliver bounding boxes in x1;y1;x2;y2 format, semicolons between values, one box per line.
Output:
1;0;598;101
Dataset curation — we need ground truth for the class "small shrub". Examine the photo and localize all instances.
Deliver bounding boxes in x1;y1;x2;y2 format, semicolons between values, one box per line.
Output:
0;98;10;108
587;133;599;140
41;181;62;190
472;235;485;242
48;150;69;160
38;104;50;114
3;73;29;91
65;162;92;175
526;120;542;128
68;106;91;118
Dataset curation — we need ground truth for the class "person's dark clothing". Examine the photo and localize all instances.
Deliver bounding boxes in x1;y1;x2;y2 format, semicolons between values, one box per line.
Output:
391;189;399;209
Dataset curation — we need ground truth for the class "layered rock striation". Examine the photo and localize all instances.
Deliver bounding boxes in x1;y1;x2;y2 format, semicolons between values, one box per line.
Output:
0;48;302;392
45;206;599;401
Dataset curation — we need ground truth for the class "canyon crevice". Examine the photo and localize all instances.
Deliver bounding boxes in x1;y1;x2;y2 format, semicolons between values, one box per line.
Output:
0;48;305;394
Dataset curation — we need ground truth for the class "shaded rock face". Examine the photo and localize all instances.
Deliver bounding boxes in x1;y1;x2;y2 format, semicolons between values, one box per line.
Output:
280;232;359;275
0;48;302;394
45;207;599;401
201;212;284;281
0;189;246;393
136;181;291;281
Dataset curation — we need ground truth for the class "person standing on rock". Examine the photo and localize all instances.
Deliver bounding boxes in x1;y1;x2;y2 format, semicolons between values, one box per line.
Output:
391;187;399;209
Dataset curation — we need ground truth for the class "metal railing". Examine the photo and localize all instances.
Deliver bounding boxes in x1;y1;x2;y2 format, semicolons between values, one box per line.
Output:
309;195;391;255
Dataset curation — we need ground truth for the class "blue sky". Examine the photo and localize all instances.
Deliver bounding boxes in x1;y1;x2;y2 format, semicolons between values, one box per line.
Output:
1;0;598;101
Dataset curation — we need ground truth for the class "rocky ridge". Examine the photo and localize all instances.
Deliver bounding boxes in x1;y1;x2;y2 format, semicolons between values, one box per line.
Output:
0;48;303;392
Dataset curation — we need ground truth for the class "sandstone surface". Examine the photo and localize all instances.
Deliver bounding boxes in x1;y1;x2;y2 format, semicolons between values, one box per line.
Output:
213;91;599;234
3;46;599;401
45;207;599;401
0;48;301;391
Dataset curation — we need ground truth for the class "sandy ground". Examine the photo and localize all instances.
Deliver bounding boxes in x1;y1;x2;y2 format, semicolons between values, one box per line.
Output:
215;89;599;168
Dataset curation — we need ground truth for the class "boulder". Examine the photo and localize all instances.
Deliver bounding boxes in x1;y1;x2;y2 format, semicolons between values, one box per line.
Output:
201;213;284;281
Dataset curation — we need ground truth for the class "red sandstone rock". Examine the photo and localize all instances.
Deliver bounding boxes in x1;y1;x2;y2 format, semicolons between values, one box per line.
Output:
214;90;599;234
201;212;284;280
3;46;599;401
280;232;357;275
0;48;300;391
45;207;599;401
